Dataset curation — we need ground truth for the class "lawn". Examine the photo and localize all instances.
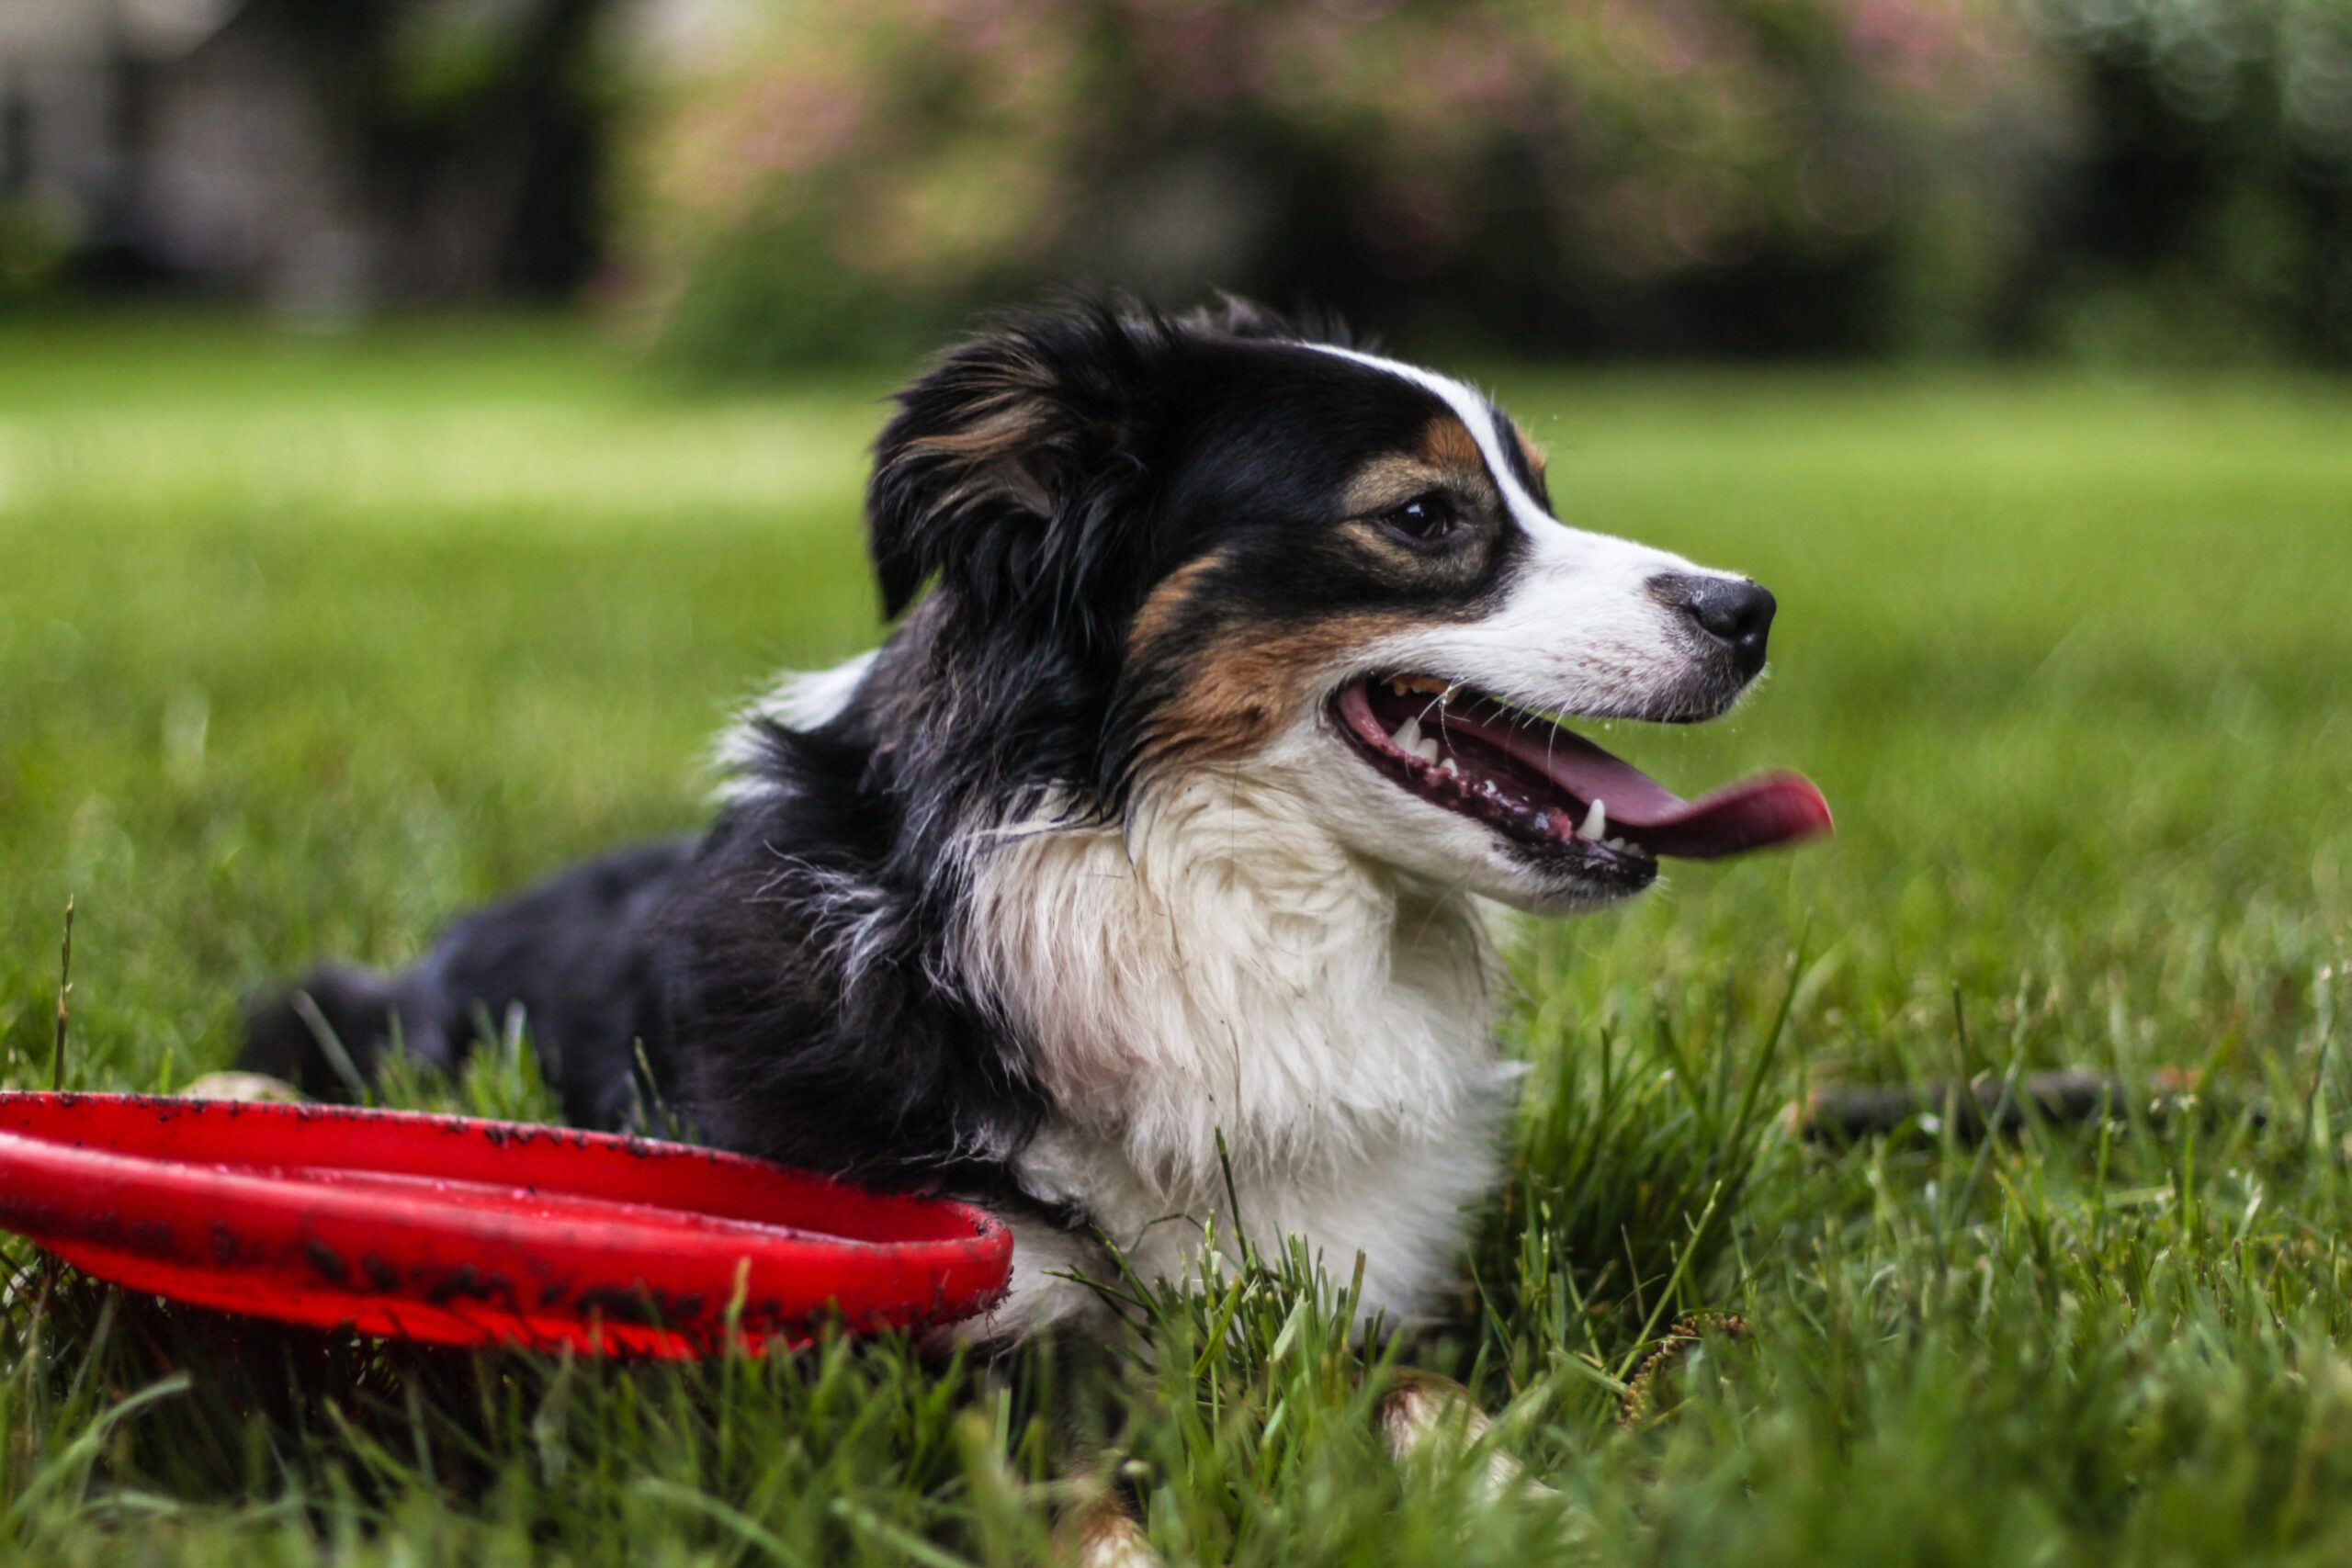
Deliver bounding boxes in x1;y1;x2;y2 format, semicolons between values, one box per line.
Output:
2;315;2350;1565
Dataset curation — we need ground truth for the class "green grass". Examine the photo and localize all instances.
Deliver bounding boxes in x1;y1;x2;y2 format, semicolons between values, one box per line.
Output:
3;315;2351;1565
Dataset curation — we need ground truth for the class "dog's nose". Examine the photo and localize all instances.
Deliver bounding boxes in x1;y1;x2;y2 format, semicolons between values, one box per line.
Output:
1651;573;1776;677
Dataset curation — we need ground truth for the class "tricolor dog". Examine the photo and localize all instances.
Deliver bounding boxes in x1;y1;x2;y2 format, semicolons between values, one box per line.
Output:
248;298;1827;1364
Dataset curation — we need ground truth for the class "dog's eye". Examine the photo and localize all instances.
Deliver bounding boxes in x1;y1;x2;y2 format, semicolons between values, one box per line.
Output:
1377;494;1463;549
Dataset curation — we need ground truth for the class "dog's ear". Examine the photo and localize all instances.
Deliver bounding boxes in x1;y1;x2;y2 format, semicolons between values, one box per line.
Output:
868;307;1156;628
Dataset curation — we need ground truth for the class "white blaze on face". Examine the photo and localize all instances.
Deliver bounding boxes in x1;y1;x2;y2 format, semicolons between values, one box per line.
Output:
1310;345;1738;722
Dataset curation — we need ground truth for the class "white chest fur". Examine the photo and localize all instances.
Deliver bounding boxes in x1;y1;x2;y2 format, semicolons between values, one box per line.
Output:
956;761;1513;1339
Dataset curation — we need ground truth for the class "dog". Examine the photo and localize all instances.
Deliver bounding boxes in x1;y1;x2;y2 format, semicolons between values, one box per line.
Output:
243;299;1827;1550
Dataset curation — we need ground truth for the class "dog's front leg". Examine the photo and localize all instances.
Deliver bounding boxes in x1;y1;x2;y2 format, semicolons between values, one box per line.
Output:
1376;1370;1558;1503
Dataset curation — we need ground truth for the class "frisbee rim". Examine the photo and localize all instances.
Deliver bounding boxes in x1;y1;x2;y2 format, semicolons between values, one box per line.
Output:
0;1091;1012;1355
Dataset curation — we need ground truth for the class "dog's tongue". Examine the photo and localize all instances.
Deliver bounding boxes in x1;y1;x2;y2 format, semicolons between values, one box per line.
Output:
1476;712;1832;860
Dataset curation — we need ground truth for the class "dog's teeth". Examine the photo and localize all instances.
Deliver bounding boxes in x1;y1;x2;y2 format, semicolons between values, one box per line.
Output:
1440;682;1461;705
1438;757;1458;775
1580;799;1608;840
1392;716;1422;752
1414;738;1442;764
1389;678;1410;696
1605;836;1629;852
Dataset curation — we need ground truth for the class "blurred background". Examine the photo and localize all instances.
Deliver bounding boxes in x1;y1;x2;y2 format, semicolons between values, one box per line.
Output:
6;0;2351;370
3;17;2351;1554
5;11;2352;1561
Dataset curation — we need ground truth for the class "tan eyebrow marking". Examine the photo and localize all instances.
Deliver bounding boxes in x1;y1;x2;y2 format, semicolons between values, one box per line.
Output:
1339;454;1455;517
1335;415;1506;519
1419;415;1487;471
1511;423;1548;479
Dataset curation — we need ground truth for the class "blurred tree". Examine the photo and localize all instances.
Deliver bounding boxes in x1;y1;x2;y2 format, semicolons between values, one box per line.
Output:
619;0;2352;370
2032;0;2352;362
621;0;2069;368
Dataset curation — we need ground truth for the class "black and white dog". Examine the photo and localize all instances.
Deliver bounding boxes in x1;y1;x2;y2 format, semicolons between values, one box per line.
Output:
246;299;1827;1350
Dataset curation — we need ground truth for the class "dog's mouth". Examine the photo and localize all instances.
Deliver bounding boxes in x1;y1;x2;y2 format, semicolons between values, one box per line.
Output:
1332;675;1830;880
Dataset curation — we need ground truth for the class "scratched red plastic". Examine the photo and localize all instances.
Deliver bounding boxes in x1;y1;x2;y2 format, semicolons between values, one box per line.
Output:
0;1092;1011;1357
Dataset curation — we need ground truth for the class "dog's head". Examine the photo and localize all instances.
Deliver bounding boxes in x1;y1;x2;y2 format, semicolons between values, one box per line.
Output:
866;300;1827;912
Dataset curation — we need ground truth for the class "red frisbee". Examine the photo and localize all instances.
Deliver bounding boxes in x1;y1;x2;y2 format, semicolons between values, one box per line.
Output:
0;1092;1011;1357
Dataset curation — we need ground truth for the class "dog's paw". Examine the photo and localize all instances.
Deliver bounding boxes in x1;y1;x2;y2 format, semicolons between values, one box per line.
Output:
1053;1488;1164;1568
1377;1369;1557;1504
